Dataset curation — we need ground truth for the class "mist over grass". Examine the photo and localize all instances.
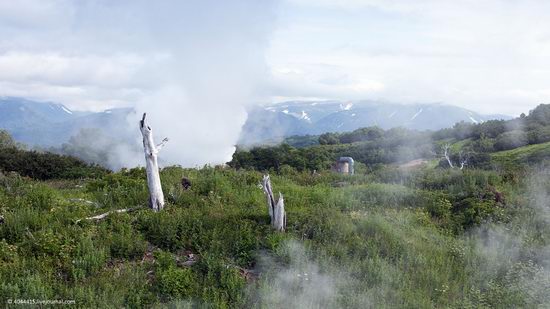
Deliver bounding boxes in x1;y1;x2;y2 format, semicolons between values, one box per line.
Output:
1;143;550;307
463;168;550;307
254;240;355;308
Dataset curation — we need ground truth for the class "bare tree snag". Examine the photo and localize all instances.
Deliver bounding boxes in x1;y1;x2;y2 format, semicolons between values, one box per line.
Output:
458;150;469;170
442;144;469;170
140;113;168;212
443;144;454;168
262;175;286;232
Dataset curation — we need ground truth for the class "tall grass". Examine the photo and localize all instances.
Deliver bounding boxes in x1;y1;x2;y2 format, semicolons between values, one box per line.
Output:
0;166;548;308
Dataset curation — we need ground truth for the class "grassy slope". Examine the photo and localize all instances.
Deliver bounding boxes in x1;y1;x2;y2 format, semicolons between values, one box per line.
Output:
0;166;548;308
491;141;550;167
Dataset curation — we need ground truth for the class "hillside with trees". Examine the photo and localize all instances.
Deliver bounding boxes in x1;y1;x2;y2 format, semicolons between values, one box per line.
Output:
0;105;550;307
231;104;550;172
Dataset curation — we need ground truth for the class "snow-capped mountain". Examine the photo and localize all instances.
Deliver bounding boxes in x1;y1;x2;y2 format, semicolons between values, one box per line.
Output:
0;97;511;148
240;100;511;145
0;97;132;147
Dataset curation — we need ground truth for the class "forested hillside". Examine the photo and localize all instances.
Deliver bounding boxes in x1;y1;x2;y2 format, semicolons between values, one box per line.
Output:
0;105;549;308
231;104;550;172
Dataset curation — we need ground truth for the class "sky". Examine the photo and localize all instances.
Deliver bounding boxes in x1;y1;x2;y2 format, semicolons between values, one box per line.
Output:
0;0;549;166
268;0;550;116
1;0;549;116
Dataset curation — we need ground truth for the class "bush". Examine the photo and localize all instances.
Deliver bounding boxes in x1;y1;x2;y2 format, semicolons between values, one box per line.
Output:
24;185;58;211
453;198;496;228
0;160;546;308
0;147;109;180
426;197;453;228
87;173;148;208
157;267;198;300
104;219;148;260
70;235;107;281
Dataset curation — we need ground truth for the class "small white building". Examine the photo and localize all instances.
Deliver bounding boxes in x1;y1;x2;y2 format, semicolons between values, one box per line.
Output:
332;157;355;175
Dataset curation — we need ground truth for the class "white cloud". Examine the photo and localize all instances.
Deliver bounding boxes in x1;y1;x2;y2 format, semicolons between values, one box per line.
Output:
0;52;146;86
269;0;550;115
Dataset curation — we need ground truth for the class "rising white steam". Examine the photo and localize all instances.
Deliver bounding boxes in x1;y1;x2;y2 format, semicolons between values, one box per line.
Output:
254;240;371;308
466;168;550;306
129;1;278;166
0;1;278;168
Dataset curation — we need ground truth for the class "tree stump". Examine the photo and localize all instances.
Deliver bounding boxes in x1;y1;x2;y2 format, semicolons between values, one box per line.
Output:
262;175;286;232
181;177;192;190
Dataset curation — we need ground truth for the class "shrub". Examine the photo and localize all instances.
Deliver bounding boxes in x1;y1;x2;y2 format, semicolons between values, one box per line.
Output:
87;173;148;208
0;146;109;180
155;251;199;300
426;197;453;229
70;235;107;281
453;198;495;228
24;185;58;211
93;213;149;260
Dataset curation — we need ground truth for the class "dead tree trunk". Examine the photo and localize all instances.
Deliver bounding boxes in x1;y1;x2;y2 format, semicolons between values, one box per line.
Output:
443;144;469;170
140;113;168;212
443;144;454;168
262;175;286;232
458;150;468;170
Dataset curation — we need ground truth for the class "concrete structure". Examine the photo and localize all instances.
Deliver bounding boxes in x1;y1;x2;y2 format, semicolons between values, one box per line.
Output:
333;157;355;175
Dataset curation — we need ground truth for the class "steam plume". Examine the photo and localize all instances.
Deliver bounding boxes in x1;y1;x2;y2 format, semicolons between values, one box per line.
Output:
0;0;278;168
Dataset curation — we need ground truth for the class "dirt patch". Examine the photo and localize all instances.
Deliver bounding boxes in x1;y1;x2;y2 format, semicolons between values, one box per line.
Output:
399;159;428;169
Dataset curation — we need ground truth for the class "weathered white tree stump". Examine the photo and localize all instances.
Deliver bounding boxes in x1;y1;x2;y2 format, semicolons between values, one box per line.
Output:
262;175;286;232
140;113;168;212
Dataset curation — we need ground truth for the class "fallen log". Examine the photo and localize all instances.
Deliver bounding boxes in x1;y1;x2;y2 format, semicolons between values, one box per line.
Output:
75;207;138;223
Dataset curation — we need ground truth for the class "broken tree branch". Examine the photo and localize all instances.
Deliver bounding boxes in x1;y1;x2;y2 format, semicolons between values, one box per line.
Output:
442;144;470;170
156;137;169;152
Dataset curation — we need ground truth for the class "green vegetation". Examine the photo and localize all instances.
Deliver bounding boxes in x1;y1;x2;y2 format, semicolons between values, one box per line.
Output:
1;104;550;307
231;127;433;172
0;130;109;180
492;141;550;168
1;163;549;307
235;104;550;173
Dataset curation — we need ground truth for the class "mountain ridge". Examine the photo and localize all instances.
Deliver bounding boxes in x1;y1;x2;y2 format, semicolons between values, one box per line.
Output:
239;100;511;145
0;97;132;147
1;97;511;148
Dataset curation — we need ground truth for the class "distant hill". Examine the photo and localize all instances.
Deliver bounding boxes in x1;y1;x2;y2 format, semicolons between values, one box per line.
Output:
0;97;133;147
239;100;511;145
0;97;511;149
